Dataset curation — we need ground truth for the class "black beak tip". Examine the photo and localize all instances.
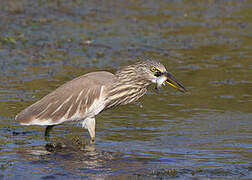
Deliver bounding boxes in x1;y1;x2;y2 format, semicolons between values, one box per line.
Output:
180;87;188;93
178;86;187;93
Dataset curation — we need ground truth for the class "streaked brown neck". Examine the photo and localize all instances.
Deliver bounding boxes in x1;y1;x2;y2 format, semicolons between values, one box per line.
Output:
105;65;151;109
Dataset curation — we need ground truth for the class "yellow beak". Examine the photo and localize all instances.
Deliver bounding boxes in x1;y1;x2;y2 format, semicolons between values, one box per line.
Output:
163;72;186;93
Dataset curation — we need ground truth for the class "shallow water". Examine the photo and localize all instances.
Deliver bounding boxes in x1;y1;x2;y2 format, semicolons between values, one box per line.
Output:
0;0;251;179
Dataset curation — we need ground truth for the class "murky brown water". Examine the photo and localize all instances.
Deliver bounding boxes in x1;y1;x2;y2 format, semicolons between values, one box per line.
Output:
0;0;251;179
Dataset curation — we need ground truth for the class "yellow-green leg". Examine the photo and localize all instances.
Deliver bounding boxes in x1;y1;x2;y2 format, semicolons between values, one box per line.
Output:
44;125;55;141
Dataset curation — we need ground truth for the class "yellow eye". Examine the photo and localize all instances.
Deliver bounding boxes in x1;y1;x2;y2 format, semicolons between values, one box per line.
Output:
151;67;161;72
151;67;162;77
151;67;158;72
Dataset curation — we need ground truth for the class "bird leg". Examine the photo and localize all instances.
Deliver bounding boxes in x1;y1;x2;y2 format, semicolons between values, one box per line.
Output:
82;117;96;142
44;125;55;141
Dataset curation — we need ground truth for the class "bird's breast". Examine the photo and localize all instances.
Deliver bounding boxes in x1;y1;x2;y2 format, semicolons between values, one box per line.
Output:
104;84;147;109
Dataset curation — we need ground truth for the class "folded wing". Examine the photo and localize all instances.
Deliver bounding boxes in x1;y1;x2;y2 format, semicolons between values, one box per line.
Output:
15;71;116;125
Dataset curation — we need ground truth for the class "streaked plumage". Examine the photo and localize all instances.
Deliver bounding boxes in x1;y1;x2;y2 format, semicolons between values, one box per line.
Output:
16;59;186;141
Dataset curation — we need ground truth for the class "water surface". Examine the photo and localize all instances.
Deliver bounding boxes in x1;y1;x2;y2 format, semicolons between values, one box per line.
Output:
0;0;251;179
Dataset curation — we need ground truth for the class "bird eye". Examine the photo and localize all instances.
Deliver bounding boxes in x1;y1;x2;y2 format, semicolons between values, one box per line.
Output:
151;67;158;72
151;67;162;77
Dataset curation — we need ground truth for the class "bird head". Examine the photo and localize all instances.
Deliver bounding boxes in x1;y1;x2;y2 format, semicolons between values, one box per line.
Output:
138;60;186;93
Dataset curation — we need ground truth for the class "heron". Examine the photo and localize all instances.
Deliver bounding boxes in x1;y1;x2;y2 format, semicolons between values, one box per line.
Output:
15;59;186;142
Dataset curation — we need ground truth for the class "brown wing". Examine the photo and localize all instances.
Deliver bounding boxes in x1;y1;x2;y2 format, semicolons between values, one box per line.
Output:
15;71;116;125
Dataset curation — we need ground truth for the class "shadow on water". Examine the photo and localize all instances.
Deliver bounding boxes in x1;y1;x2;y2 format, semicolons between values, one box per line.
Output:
0;0;251;179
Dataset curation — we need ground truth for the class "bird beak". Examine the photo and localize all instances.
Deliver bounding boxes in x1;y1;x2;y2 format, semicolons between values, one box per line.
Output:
163;72;187;93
